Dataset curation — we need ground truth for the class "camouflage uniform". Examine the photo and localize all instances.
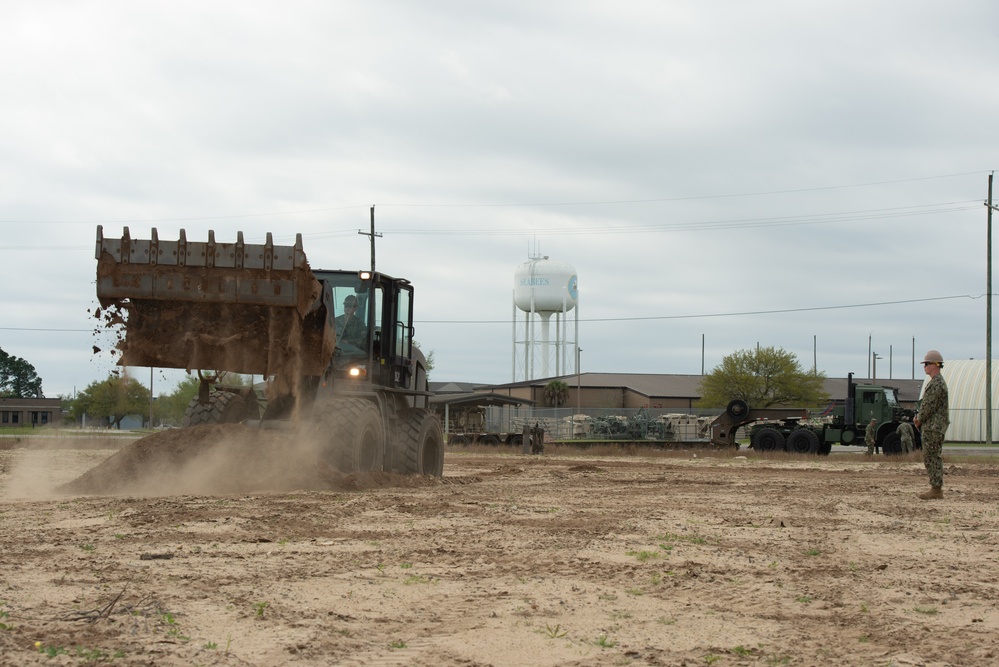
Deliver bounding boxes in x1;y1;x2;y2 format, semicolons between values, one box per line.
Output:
865;420;877;455
919;374;950;489
897;421;916;454
335;313;367;350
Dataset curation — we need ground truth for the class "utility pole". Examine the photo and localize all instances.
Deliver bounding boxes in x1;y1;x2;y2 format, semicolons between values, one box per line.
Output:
986;174;997;444
358;205;382;273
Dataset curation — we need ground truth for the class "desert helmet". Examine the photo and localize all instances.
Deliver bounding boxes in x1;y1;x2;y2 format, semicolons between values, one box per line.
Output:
922;349;944;365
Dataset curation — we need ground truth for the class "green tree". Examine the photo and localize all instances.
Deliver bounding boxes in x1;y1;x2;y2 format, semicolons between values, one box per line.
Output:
544;379;570;407
0;347;44;397
71;374;151;429
156;375;201;426
697;346;828;409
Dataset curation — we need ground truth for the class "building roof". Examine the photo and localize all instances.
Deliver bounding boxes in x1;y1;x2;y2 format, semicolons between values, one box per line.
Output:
428;392;535;408
442;372;924;404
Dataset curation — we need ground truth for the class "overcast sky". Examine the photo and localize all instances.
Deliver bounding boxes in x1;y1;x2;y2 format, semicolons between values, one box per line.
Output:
3;1;999;399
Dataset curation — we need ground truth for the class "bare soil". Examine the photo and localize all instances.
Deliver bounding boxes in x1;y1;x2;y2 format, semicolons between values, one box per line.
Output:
2;430;998;666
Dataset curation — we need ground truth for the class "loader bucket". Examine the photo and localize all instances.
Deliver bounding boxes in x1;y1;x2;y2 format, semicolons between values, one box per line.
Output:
95;226;335;378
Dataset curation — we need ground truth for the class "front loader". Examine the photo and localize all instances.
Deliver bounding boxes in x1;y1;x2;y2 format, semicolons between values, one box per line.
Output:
95;225;444;476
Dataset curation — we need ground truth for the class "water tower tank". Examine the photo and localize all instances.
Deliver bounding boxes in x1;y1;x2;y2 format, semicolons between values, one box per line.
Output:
513;257;578;313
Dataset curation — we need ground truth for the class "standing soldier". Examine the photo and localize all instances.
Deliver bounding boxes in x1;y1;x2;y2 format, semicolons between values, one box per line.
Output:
914;350;949;499
897;416;916;454
865;418;878;455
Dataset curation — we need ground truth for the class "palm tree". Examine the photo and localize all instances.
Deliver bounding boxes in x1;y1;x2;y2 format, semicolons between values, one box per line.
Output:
544;380;569;408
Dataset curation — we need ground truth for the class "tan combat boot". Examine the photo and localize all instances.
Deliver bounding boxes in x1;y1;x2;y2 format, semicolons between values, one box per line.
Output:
918;486;943;500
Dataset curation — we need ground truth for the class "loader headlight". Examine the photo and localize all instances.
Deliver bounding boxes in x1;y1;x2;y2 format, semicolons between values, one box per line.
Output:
348;365;367;378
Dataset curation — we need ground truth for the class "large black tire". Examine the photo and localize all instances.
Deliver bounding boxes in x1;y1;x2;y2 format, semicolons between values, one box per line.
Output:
392;409;444;477
182;391;255;427
448;434;471;446
752;427;785;452
313;397;384;473
726;399;750;420
786;428;820;454
478;434;501;446
882;431;903;455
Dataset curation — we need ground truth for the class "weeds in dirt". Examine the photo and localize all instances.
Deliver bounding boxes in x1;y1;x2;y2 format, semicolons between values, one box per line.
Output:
626;549;661;562
766;655;791;665
594;634;617;648
204;641;218;649
400;562;413;569
657;615;677;625
80;543;95;552
254;601;270;618
35;642;67;657
806;548;821;556
659;532;707;546
913;605;939;615
545;622;568;638
0;609;10;631
625;588;643;596
389;640;407;649
704;654;721;664
795;595;813;603
403;575;430;585
730;646;751;656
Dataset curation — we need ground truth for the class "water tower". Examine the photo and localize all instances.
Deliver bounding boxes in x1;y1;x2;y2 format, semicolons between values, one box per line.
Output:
512;256;578;381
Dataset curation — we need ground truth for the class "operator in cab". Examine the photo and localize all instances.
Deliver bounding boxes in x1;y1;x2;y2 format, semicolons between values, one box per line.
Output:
335;294;367;353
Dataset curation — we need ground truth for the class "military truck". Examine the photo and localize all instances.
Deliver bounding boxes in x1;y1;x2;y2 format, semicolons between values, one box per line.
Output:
94;225;444;476
745;373;919;455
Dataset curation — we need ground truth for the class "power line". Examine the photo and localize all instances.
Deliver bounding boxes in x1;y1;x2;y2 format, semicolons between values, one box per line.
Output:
418;294;981;324
0;170;987;224
1;295;980;332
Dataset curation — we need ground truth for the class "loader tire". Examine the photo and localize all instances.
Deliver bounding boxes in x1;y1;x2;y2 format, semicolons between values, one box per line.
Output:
181;391;255;428
314;397;384;473
751;427;784;452
786;428;820;454
393;409;444;477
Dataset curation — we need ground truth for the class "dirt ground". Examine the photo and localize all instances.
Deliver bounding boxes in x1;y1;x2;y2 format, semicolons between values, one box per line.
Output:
1;430;998;667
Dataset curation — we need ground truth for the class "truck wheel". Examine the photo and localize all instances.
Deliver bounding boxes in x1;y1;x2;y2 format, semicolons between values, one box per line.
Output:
448;434;470;446
882;432;903;455
181;391;255;427
393;409;444;476
786;428;819;454
726;399;750;420
479;434;501;446
752;427;784;452
509;434;524;446
314;397;384;473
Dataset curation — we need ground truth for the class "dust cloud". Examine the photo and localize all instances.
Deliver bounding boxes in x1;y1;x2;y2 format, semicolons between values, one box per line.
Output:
47;424;437;497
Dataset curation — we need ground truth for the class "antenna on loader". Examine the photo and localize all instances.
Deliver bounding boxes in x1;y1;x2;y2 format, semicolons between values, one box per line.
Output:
358;205;382;272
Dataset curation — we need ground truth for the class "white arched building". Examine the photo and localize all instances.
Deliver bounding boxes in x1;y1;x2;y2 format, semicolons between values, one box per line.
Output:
925;359;999;442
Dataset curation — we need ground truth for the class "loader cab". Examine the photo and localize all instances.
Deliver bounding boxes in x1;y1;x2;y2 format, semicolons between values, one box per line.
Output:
317;269;416;391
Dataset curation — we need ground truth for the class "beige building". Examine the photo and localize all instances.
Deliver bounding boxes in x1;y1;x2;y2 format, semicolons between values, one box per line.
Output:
0;397;62;428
